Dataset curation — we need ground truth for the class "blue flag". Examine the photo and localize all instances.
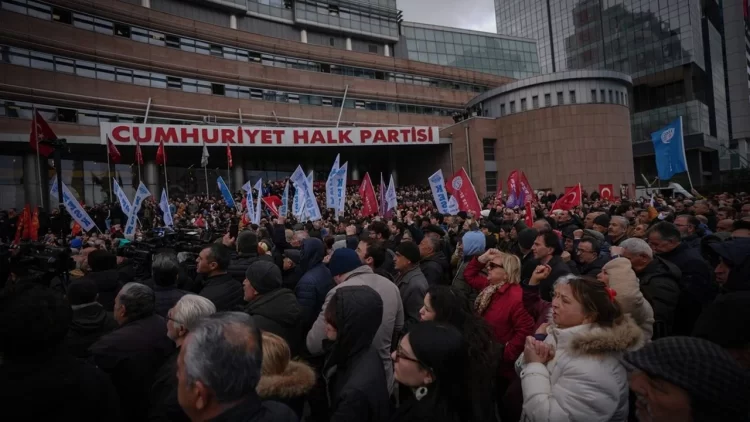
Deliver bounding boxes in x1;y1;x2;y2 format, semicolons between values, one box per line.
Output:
217;176;235;208
651;117;688;180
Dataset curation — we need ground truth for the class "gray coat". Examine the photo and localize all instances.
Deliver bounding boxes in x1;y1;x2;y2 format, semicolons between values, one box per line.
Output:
394;266;428;335
306;265;404;392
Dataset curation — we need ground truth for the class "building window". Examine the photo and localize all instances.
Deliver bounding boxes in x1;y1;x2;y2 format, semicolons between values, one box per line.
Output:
52;7;72;24
165;35;180;49
209;44;223;56
544;93;551;107
167;76;182;89
609;90;613;103
485;171;498;194
57;108;77;122
591;89;597;103
368;44;378;54
510;101;516;113
532;95;539;109
569;90;576;104
329;37;335;47
601;89;606;103
557;91;564;105
211;83;225;96
521;98;527;111
114;22;130;38
500;104;506;116
483;139;496;161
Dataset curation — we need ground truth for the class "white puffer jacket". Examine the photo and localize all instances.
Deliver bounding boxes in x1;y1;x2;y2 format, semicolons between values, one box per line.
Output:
516;316;644;422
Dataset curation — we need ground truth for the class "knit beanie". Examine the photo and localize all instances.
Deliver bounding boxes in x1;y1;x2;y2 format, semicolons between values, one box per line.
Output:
245;261;282;295
395;241;421;264
328;248;363;277
593;214;611;228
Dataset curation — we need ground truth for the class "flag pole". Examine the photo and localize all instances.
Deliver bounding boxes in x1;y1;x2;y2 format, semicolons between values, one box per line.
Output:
163;162;169;199
106;140;113;203
136;141;142;184
32;106;45;208
679;116;694;191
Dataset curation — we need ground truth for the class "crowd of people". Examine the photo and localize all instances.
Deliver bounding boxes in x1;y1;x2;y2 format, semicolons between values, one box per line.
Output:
1;181;749;422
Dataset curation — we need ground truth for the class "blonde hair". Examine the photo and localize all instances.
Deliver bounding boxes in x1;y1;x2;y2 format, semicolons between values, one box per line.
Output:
495;252;521;284
261;331;290;376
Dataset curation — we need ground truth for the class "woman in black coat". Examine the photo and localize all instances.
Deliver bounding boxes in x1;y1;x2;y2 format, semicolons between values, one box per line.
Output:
322;285;390;422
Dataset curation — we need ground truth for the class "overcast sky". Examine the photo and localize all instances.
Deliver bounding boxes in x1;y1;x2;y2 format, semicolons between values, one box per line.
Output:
398;0;497;33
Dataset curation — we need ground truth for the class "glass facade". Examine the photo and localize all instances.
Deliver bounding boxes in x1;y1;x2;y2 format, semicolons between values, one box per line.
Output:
292;0;399;40
495;0;729;155
401;22;540;79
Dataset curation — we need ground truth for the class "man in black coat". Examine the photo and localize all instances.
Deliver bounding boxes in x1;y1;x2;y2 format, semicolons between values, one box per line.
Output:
241;261;302;356
0;283;122;422
574;237;607;277
177;312;297;422
149;253;188;317
65;278;118;358
530;231;572;301
89;282;175;421
77;249;131;311
647;222;718;335
149;294;216;422
227;231;275;283
418;236;450;286
197;244;244;312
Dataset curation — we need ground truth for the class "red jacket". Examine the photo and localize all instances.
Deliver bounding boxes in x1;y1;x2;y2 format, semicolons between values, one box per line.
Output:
464;257;534;379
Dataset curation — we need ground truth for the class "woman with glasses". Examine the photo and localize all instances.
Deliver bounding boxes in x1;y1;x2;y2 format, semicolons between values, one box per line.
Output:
391;322;485;422
464;248;535;391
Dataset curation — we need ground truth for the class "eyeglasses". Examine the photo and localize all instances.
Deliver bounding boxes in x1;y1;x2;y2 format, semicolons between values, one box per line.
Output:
394;348;433;373
576;248;593;255
486;262;504;270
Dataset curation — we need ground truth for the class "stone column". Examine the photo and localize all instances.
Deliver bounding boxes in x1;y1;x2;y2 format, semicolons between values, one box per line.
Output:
384;44;390;57
300;29;308;44
233;163;244;192
230;15;237;30
350;163;360;181
23;153;43;209
345;37;352;51
145;161;160;198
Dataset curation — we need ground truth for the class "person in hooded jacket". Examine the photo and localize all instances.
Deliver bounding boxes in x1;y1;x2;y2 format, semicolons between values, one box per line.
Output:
257;332;317;419
322;286;390;422
295;237;334;334
281;248;303;290
709;237;750;293
619;238;681;340
242;260;303;356
65;278;118;358
450;231;485;305
598;257;655;341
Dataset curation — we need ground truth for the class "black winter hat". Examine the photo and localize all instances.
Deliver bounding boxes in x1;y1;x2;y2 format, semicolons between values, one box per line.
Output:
245;261;282;295
423;224;446;237
517;228;539;250
395;241;421;264
67;279;98;305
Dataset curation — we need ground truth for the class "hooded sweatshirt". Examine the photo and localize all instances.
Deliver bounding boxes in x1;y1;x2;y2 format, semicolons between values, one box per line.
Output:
602;258;655;341
294;238;334;333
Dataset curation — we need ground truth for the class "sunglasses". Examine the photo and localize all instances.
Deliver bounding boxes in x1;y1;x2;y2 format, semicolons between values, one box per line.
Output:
486;262;504;270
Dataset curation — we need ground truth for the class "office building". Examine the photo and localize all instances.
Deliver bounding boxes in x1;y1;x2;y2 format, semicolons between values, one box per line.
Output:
496;0;745;186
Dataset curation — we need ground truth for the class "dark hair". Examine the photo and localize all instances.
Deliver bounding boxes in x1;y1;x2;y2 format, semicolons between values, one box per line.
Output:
561;276;623;327
538;231;563;256
717;206;736;219
0;283;72;359
236;231;258;254
369;221;390;239
432;213;444;223
646;222;681;242
676;214;701;229
151;253;180;287
67;278;98;305
87;250;117;272
324;235;336;251
579;237;601;253
359;238;386;268
205;244;231;270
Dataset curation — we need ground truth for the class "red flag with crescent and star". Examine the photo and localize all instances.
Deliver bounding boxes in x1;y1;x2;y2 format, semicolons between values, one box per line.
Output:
155;140;166;165
107;137;122;164
551;185;582;211
598;184;614;201
30;111;56;157
262;196;283;218
135;141;144;165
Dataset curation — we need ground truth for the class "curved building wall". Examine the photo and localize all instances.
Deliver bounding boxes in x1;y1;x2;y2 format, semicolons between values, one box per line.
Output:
446;71;635;195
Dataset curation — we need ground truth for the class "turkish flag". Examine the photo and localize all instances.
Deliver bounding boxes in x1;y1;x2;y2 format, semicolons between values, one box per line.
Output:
358;173;379;217
135;141;144;165
155;140;166;165
14;206;27;244
30;207;40;241
551;185;582;211
107;138;121;164
226;144;233;168
446;168;482;217
598;184;614;201
21;205;32;240
262;196;283;217
30;111;55;157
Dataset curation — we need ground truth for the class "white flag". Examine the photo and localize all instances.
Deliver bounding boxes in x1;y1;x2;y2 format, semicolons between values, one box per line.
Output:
160;189;174;227
386;174;397;211
253;179;263;225
201;145;209;167
326;154;340;209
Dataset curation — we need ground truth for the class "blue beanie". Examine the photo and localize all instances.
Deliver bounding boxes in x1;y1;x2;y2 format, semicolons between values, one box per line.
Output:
328;248;363;277
70;238;83;249
462;231;486;256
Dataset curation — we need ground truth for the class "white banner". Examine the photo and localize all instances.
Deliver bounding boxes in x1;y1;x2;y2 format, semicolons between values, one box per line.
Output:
447;196;459;215
50;177;97;232
123;182;152;240
291;166;321;221
292;184;304;219
280;180;289;218
386;174;397;211
113;179;132;217
326;154;340;209
101;123;440;147
428;170;450;214
332;162;348;217
253;179;263;225
160;189;174;227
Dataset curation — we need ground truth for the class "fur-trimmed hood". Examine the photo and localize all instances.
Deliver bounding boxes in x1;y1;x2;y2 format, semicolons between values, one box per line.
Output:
549;315;644;356
256;360;316;399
